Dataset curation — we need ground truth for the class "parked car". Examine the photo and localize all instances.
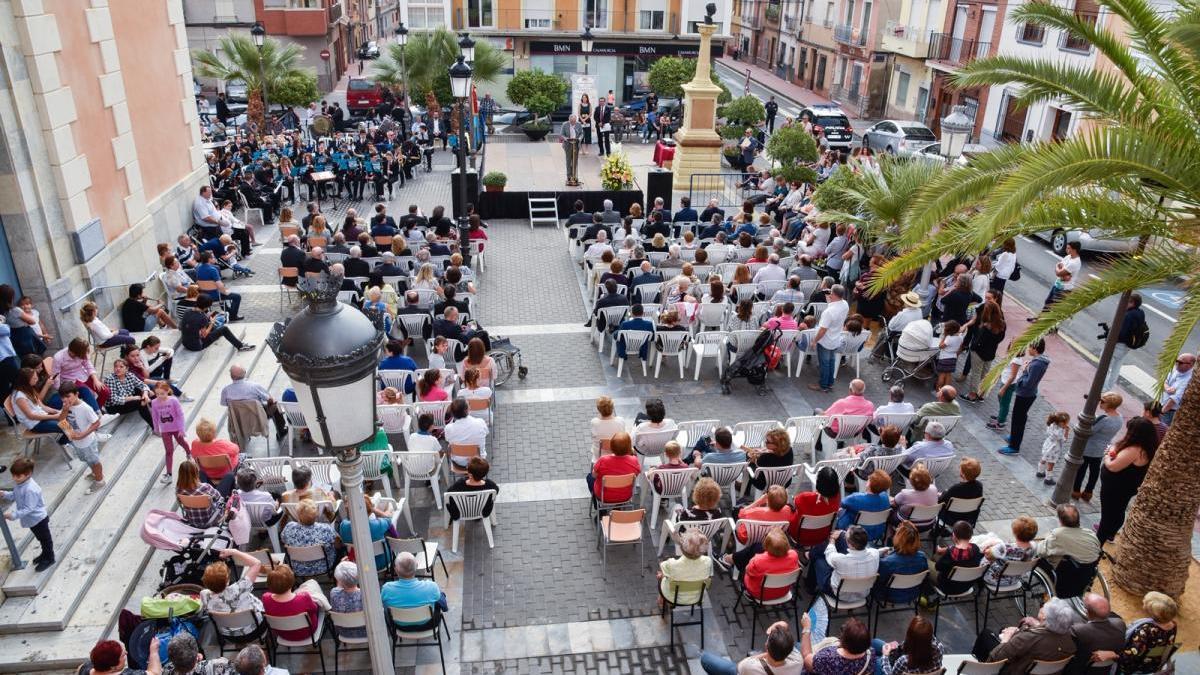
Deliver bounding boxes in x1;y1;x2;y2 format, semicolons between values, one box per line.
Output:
492;108;534;129
357;41;380;60
225;79;248;103
1031;227;1139;256
619;96;681;115
909;141;993;166
863;119;937;155
346;78;384;116
798;105;854;150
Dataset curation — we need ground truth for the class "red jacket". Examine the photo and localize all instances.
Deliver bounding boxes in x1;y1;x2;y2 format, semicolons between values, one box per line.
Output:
591;455;641;502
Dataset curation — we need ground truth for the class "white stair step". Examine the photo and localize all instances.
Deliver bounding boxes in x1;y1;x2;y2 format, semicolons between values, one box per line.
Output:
0;325;272;635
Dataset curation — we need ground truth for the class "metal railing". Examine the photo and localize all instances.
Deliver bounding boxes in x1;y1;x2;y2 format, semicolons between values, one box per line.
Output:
834;24;867;46
688;173;758;210
57;270;160;313
926;33;991;65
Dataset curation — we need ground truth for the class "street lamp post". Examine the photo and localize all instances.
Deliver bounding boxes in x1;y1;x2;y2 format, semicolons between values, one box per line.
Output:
251;22;268;128
581;25;594;75
450;55;473;267
394;22;409;106
911;105;974;300
266;274;392;674
458;32;476;64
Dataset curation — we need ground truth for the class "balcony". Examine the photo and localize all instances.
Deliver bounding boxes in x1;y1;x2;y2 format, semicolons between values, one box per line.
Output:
834;23;867;46
879;20;928;58
784;15;799;31
765;5;781;23
739;14;761;29
927;32;991;67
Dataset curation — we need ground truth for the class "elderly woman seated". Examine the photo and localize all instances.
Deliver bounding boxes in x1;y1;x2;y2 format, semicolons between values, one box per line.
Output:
1092;591;1179;674
261;563;332;643
986;597;1075;673
672;477;724;523
589;395;626;459
338;495;398;570
891;465;938;527
200;548;264;622
330;560;366;638
657;529;713;609
732;529;800;600
280;498;339;579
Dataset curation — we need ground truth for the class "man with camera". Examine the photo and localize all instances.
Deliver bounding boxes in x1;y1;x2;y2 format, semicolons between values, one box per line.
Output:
1099;292;1149;393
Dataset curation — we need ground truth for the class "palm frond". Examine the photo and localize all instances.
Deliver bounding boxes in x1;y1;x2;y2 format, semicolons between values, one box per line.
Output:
952;56;1142;125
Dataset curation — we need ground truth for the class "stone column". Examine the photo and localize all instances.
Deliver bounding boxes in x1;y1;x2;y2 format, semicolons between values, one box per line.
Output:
671;23;724;193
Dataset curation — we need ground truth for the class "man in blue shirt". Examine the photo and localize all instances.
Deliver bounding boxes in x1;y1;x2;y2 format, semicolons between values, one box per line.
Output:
194;251;244;320
899;421;955;474
379;339;417;395
615;304;654;360
381;552;448;629
687;426;747;465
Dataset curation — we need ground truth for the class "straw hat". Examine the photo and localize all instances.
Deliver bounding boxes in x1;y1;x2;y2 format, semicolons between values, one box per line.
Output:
901;292;921;308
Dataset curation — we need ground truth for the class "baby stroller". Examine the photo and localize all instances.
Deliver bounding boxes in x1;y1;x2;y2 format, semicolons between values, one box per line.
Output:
880;319;939;384
721;328;781;396
141;508;237;590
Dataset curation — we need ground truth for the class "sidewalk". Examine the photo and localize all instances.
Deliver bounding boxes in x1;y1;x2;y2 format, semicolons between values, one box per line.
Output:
714;56;842;114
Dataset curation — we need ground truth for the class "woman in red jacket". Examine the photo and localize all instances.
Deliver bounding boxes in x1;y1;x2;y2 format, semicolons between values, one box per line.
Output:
587;431;641;506
741;529;801;600
789;466;841;546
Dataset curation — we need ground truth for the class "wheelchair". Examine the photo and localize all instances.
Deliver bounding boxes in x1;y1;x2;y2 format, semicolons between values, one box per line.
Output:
1030;554;1110;618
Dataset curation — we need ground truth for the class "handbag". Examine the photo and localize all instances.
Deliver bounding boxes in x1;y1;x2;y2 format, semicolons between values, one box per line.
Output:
971;629;1001;660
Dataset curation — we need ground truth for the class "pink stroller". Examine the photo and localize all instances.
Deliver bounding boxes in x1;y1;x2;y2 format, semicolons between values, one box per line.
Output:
141;509;240;590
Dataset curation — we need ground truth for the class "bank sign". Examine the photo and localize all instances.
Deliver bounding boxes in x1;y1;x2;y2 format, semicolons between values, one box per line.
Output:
530;41;724;58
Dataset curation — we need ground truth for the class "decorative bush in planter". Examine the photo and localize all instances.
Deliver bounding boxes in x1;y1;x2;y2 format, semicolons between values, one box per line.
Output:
506;70;567;142
482;171;508;192
520;119;552;141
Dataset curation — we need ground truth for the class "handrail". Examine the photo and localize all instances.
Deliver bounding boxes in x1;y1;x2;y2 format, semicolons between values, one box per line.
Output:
57;270;159;313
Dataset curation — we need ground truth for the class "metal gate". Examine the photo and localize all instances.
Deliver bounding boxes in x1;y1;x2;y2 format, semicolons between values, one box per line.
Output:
688;173;755;211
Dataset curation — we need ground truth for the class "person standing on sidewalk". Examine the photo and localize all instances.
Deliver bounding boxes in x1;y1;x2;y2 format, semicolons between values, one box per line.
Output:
988;345;1030;432
765;96;779;133
1158;353;1193;425
1100;293;1148;393
1073;392;1124;502
809;284;849;394
1030;242;1081;322
999;338;1050;456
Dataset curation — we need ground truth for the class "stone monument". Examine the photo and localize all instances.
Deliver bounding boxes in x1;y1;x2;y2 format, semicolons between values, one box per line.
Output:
671;4;724;192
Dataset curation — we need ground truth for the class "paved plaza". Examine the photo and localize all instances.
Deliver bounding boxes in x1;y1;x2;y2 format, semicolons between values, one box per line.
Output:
0;142;1163;673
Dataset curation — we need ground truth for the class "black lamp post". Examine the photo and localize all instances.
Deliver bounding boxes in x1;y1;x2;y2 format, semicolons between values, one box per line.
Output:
458;31;476;63
450;54;473;266
266;274;392;672
394;22;409;103
250;22;268;125
581;25;594;75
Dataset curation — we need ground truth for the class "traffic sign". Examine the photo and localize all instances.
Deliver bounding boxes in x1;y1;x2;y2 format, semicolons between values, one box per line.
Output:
320;49;331;61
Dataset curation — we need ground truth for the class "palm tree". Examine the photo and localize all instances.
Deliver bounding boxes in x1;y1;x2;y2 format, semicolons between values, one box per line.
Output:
866;0;1200;595
193;34;307;129
811;156;946;245
373;27;506;125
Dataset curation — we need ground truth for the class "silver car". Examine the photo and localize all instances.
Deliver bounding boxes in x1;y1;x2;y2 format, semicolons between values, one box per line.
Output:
863;119;936;156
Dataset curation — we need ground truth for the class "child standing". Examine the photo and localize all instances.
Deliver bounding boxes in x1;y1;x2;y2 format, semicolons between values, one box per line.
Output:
1038;412;1071;485
935;320;964;392
59;382;106;494
150;381;190;484
1;458;53;571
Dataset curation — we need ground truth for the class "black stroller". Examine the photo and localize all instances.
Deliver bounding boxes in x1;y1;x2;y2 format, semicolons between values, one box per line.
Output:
720;328;782;396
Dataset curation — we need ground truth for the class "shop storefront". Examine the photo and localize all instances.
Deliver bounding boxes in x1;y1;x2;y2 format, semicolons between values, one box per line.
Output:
526;40;724;104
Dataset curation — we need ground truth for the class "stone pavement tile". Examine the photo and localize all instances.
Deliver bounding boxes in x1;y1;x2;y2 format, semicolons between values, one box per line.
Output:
461;646;689;674
495;333;609;391
489;399;596;483
475;221;588;327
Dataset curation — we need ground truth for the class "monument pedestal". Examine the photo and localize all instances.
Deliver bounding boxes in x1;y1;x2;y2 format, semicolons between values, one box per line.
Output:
671;22;725;193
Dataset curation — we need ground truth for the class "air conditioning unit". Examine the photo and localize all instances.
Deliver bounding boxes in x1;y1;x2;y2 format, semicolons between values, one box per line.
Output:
71;218;105;264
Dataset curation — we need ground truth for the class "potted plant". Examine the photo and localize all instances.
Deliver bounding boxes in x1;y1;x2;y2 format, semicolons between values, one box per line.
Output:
482;171;508;192
506;69;567;142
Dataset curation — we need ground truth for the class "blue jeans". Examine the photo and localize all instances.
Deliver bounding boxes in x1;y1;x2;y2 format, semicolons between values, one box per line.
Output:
870;640;887;675
817;344;837;390
699;651;738;675
28;420;69;445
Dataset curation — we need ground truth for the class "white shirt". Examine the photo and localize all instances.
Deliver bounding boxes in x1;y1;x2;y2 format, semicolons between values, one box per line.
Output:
824;546;880;601
585;242;613;258
67;401;99;450
1059;254;1082;290
407;433;442;454
192;195;219;228
445;415;489;462
887;307;923;333
590;415;627;454
817;299;849;349
875;401;916;416
752;264;786;284
994;251;1017;280
971;272;990;298
88;318;115;342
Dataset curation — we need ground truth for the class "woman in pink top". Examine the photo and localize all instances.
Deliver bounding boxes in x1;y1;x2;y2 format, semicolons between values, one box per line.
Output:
190;417;240;495
261;563;330;641
52;338;107;408
150;381;189;483
891;465;939;527
416;369;449;402
762;303;799;332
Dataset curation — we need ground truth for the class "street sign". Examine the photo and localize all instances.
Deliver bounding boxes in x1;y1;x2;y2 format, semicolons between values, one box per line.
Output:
320;49;331;61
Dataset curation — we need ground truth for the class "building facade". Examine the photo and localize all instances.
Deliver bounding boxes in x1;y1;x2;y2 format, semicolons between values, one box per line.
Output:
877;0;947;121
923;0;1006;137
443;0;732;104
797;0;837;96
0;0;209;343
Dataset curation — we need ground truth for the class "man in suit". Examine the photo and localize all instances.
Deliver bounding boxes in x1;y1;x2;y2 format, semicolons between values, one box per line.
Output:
565;200;593;227
215;93;231;125
699;217;725;240
640;211;671;239
615;304;655;359
699;198;725;223
594;99;612;156
586;280;630;330
764;96;779;133
371;204;398;234
344;246;371;278
279;235;306;286
303;247;330;275
326;233;351;255
673;196;698;223
376;252;406;277
425;232;452;256
1068;595;1125;674
427;110;448;149
651;197;672;222
561;114;584;186
433;307;490;356
399;204;427;230
581;212;611;243
600;199;621;224
629;261;663;302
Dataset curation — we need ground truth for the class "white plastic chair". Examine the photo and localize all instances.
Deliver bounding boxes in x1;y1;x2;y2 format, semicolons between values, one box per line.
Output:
924;414;962;437
702;461;749;502
744;464;801;497
401;450;444;510
378;404;411;438
379;369;415;395
793;328;821;378
714;262;740;282
445;489;497;554
803;457;861;498
593;306;629;352
690;331;727;380
361;451;395;500
823;415;871;454
733;283;759;302
396;313;431;346
874;412;918;439
833;331;871;380
857;454;907;486
726;330;761;364
657;516;733;557
913;455;957;481
732;420;780;449
694;302;728;332
640;302;663;324
242;501;283;553
278;401;309;457
774;329;802;377
242;457;291;493
654;331;691;378
633;426;681;470
289;457;339;492
785;415;828;464
758;279;787;299
735;519;788;551
411;400;453;433
644;467;700;530
612;329;654;377
675;419;719;448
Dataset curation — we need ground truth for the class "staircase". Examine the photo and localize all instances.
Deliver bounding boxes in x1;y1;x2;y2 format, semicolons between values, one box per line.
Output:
527;193;560;230
0;323;281;673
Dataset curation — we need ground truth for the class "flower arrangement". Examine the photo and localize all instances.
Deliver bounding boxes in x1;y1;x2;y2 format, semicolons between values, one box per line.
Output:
600;151;634;191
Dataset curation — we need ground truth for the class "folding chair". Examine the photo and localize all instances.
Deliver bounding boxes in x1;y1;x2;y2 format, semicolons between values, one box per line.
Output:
853;508;893;546
690;331;727;379
597;507;645;568
387;605;448;675
654;331;691;378
734;569;802;642
1027;657;1073;674
3;396;70;468
443;490;497;554
328;611;370;675
870;570;928;634
644;467;700;530
932;562;988;633
785;415;828;465
813;574;878;627
283;543;335;583
702;461;749;503
209;609;267;658
445;444;480;483
660;575;712;649
264;611;326;674
612;329;654;377
794;511;836;546
952;659;1006;674
386;536;449;580
591;473;639;515
934;496;986;548
401;450;444;510
278;401;309;457
980;558;1039;630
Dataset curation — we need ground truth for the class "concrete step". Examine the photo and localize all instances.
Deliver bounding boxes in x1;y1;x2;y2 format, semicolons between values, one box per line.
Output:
4;333;195;579
0;325;272;638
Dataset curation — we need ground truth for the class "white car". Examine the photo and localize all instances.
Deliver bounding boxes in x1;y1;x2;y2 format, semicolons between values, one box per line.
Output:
909;141;993;165
863;120;937;156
